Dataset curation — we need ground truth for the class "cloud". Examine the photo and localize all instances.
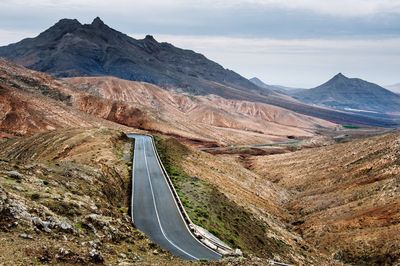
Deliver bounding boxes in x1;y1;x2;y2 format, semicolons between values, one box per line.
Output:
0;1;399;87
216;0;400;16
0;0;399;38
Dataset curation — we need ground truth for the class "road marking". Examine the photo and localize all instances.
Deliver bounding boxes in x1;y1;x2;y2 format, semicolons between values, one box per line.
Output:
147;136;222;258
142;138;199;260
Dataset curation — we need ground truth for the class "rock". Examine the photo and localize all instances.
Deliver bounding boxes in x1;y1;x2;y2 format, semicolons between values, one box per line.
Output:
56;247;70;260
32;217;51;232
7;171;24;180
19;233;33;239
59;221;74;233
119;253;127;259
89;249;104;263
234;248;243;257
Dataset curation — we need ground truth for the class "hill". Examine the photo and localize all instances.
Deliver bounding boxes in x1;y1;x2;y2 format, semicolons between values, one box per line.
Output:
0;58;336;144
294;73;400;114
65;76;337;145
250;131;400;265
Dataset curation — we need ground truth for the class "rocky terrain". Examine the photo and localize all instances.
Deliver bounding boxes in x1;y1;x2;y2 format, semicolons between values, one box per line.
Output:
0;128;183;265
249;131;400;265
294;73;400;115
154;136;336;265
0;58;146;136
0;58;338;144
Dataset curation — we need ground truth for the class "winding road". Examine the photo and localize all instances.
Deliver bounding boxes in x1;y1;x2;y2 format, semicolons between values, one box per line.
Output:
127;134;221;260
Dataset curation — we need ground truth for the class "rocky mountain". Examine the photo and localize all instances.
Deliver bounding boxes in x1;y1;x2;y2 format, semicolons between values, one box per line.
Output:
293;73;400;114
0;17;268;97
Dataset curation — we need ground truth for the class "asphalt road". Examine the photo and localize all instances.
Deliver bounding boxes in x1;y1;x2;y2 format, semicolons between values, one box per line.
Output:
128;134;221;260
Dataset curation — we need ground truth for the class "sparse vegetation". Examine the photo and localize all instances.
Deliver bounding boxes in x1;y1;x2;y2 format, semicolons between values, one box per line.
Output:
155;136;292;258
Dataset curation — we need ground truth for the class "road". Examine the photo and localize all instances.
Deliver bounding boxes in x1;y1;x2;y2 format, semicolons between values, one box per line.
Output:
127;134;221;260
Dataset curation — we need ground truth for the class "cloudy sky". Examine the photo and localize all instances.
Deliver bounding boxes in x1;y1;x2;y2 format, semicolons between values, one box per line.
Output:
0;0;399;87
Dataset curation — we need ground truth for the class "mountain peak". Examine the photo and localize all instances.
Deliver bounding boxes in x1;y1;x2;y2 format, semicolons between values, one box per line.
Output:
91;17;105;27
333;72;347;79
52;18;82;30
144;35;157;43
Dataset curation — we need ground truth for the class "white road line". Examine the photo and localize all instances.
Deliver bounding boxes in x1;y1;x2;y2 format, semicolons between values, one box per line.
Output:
147;136;222;257
142;138;199;260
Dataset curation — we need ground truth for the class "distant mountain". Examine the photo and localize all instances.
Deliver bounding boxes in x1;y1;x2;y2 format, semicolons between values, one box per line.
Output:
250;77;305;94
0;17;269;97
293;73;400;114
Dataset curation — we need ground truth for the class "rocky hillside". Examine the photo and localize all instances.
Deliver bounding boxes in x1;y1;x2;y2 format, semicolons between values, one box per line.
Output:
0;58;155;136
0;128;184;265
153;136;335;265
250;132;400;265
294;73;400;114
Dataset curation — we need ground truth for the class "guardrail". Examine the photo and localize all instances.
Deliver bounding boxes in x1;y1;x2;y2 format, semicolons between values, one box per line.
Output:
147;135;239;256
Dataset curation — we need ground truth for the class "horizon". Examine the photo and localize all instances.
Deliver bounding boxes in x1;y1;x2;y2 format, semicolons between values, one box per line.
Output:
0;1;399;87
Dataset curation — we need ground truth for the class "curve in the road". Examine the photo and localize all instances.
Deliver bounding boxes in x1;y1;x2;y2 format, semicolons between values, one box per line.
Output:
127;134;221;260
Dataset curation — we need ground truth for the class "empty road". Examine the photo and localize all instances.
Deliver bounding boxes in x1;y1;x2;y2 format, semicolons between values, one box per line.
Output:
128;134;221;260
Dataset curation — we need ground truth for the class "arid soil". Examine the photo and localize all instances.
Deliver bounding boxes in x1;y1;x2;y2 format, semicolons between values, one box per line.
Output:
155;136;337;265
250;132;400;265
0;59;151;136
66;76;338;145
0;128;183;265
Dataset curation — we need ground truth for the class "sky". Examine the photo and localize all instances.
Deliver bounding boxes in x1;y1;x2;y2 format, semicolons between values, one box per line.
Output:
0;0;399;88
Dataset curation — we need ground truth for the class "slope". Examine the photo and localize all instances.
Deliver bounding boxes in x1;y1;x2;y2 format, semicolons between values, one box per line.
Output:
294;73;400;114
250;132;400;265
0;59;129;136
65;76;338;145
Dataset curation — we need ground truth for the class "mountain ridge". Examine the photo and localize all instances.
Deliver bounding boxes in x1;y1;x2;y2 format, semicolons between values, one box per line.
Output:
0;17;267;96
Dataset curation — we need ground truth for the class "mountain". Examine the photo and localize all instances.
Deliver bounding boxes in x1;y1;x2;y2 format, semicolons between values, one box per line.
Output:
0;17;269;97
250;77;305;94
294;73;400;114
